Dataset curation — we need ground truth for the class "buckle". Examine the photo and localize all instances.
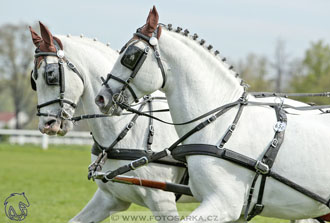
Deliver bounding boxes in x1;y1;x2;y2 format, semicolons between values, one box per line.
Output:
126;121;135;130
67;61;76;70
229;124;236;132
271;138;278;148
154;50;160;58
143;95;151;100
255;161;269;174
93;171;106;180
129;156;148;170
144;46;150;54
149;125;154;135
207;115;216;123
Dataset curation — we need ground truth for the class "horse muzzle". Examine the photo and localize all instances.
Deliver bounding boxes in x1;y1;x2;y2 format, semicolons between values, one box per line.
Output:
39;115;72;136
95;89;124;115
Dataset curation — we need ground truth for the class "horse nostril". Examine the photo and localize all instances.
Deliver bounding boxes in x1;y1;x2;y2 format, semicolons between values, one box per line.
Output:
45;119;56;127
95;95;105;107
98;95;104;104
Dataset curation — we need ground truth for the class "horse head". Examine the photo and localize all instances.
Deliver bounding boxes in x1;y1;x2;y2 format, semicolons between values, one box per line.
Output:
95;6;166;115
29;22;84;135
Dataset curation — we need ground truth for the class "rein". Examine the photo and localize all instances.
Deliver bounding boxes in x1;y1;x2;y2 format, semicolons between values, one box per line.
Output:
252;91;330;98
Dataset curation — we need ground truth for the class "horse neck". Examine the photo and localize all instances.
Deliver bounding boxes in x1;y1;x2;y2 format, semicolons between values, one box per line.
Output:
59;36;144;148
160;30;245;135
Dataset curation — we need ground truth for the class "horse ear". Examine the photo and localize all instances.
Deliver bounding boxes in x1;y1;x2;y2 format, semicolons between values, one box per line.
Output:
149;6;159;29
39;21;55;49
53;36;63;50
141;6;159;37
29;26;42;47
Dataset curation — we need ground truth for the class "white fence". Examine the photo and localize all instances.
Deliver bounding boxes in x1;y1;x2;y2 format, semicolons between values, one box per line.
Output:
0;129;93;149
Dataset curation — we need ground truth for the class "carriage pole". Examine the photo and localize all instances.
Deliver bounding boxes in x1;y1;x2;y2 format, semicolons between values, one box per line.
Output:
101;175;193;196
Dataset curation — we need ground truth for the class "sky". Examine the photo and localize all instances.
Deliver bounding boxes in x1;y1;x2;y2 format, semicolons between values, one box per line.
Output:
0;0;329;62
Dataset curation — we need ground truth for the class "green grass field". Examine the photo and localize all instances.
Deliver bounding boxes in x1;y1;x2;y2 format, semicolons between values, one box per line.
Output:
0;143;289;223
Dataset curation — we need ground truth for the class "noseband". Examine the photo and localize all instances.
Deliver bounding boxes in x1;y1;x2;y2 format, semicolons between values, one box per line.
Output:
102;27;167;111
31;39;84;119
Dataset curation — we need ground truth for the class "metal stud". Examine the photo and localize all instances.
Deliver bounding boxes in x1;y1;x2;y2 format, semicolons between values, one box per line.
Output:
184;29;189;36
149;37;158;46
106;43;110;46
66;34;71;37
222;57;227;62
167;24;173;30
193;33;198;40
57;50;65;59
235;73;240;78
229;65;234;70
214;50;220;55
207;45;213;50
93;38;97;41
200;39;205;45
80;34;84;38
176;27;182;33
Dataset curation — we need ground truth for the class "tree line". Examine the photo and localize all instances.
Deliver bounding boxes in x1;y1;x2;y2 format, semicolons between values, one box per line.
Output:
0;23;329;129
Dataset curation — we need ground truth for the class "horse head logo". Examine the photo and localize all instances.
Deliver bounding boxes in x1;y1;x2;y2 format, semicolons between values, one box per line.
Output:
4;192;30;221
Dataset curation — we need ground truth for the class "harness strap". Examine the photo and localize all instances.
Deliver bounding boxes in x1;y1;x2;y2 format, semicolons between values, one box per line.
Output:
170;144;330;208
91;144;186;168
175;169;190;201
219;103;245;148
121;98;243;126
248;101;330;112
245;105;287;220
105;74;139;103
107;103;146;151
63;58;84;84
251;92;330;98
102;99;241;182
88;103;146;179
37;99;77;110
134;31;166;88
147;100;154;152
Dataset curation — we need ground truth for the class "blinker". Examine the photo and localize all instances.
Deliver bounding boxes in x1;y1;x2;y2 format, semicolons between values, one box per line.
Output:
121;45;144;70
44;63;60;85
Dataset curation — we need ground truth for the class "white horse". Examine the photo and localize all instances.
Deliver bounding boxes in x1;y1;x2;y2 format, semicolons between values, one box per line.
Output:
95;7;330;223
29;22;196;223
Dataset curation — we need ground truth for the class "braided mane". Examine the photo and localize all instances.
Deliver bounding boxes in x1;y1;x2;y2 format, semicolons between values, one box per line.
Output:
162;24;248;89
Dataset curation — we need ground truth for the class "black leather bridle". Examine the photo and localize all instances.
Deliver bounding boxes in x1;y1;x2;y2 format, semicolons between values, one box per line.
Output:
102;27;167;113
31;39;84;120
